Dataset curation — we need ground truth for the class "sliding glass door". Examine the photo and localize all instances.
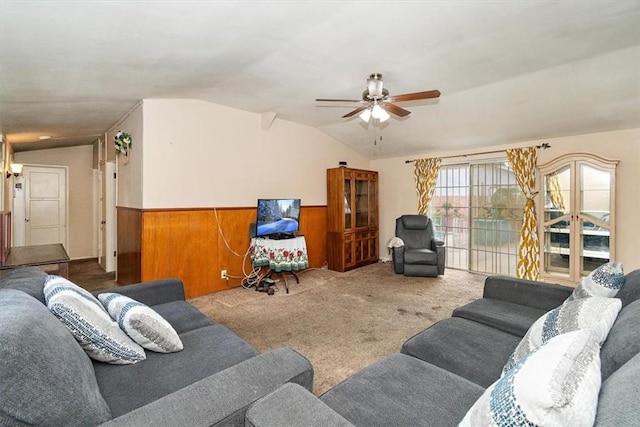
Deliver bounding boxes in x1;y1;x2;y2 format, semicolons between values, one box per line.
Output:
430;161;523;276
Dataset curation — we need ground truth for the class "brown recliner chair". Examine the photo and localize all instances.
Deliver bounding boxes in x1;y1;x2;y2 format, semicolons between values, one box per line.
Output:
392;215;445;277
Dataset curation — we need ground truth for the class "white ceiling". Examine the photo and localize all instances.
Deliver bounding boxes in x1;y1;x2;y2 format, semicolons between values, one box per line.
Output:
1;1;639;158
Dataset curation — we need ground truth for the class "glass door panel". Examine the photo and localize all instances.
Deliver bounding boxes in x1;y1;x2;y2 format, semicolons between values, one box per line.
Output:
355;179;369;228
369;179;377;227
579;165;611;276
344;178;352;230
542;165;572;277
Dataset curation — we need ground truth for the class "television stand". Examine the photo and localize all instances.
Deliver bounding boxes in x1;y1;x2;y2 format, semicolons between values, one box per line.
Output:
268;233;296;240
249;236;309;294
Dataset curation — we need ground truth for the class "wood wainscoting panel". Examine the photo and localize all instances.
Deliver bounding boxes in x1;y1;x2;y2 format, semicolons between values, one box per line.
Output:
119;206;327;298
116;207;142;284
141;209;220;298
298;206;327;269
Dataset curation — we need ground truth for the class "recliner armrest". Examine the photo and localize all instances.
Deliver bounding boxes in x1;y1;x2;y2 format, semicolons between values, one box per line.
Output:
100;347;314;427
392;247;404;274
483;275;573;311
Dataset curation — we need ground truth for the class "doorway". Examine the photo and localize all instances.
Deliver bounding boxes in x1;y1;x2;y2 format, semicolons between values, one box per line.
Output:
13;165;68;249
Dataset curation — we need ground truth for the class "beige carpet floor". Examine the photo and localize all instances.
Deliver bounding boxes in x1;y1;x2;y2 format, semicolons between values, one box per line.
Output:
189;262;487;395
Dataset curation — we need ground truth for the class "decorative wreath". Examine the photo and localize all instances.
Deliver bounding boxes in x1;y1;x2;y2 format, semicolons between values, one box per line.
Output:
114;131;132;154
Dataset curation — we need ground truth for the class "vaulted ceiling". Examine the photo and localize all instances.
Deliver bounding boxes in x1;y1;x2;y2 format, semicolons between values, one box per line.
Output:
1;1;639;158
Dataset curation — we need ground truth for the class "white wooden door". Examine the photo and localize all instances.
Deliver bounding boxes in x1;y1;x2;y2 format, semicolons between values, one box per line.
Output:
24;165;68;248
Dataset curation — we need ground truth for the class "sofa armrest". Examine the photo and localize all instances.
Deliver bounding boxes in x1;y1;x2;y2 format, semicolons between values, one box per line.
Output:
246;383;354;427
96;278;186;306
99;347;313;427
483;275;573;311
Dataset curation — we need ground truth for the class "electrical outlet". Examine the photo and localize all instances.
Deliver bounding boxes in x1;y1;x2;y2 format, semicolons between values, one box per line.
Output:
221;270;228;280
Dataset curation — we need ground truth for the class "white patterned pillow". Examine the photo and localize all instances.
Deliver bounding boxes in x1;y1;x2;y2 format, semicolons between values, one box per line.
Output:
502;296;621;374
98;292;183;353
568;261;625;301
460;330;601;427
44;276;146;364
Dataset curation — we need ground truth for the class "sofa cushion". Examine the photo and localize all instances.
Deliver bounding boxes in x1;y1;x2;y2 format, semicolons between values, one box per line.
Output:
567;261;625;301
320;353;484;427
94;323;259;417
246;383;355;427
460;330;601;427
600;299;640;380
401;317;521;388
151;300;215;334
44;275;146;364
0;266;48;303
98;292;183;353
0;289;112;426
503;297;621;373
595;352;640;426
615;269;640;307
452;298;547;337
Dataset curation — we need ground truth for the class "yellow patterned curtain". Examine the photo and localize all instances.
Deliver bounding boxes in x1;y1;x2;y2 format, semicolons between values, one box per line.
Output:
414;157;442;215
547;172;566;210
506;147;539;280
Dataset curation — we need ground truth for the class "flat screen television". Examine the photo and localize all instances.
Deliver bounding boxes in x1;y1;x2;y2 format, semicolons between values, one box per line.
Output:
256;198;301;238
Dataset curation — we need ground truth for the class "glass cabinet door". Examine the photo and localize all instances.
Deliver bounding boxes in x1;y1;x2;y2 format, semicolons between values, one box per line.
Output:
542;166;571;276
355;178;369;228
344;177;352;230
538;154;617;285
579;164;611;274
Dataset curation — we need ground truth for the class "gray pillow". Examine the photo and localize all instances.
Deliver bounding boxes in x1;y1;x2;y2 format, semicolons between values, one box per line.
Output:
0;289;112;426
0;266;48;303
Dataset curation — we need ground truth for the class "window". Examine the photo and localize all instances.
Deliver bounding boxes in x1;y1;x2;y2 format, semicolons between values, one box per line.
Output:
430;161;524;276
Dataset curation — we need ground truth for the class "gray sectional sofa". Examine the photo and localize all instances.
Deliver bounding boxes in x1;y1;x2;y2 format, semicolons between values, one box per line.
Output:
0;267;313;427
246;269;640;427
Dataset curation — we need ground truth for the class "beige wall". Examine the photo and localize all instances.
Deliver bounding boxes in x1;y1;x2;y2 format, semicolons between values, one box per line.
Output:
110;102;143;209
140;99;370;208
371;128;640;272
14;145;96;259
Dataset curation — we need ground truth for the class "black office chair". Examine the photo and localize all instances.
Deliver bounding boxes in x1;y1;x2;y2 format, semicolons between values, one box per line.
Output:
392;215;445;277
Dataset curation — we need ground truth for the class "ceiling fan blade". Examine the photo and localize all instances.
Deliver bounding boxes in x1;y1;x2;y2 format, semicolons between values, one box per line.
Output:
384;103;411;118
315;98;362;103
342;106;369;118
388;90;441;103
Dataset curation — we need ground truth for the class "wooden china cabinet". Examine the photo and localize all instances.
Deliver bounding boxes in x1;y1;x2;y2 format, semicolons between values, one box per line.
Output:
326;167;379;272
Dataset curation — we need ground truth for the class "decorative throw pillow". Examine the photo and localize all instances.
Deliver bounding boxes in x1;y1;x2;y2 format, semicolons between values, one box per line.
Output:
44;275;146;364
502;296;621;374
460;330;602;427
98;292;183;353
567;261;625;301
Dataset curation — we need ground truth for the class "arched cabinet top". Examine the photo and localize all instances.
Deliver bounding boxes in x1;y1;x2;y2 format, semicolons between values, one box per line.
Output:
538;152;619;171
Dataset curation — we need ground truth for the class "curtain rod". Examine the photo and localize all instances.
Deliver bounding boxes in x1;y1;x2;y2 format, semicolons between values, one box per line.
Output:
404;143;551;163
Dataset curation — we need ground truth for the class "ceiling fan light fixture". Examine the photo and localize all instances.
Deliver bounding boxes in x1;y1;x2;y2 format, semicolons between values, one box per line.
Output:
359;107;372;122
371;104;390;122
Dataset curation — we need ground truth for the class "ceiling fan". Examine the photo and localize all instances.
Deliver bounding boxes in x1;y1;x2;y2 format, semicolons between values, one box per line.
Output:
316;73;440;123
